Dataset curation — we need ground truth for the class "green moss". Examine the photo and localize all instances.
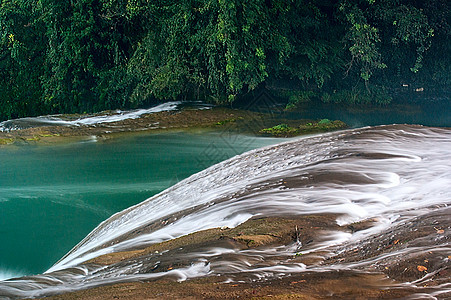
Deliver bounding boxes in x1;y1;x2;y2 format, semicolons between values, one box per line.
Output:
0;138;14;145
260;120;347;137
259;124;299;137
299;120;347;133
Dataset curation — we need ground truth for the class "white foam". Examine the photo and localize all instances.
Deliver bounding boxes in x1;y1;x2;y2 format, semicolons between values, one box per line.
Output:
0;101;181;132
70;102;181;126
0;269;23;281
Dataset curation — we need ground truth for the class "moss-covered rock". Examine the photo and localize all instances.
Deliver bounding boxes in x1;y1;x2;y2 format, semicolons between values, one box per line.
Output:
259;124;299;137
26;136;41;141
298;119;347;133
0;138;14;145
259;120;347;137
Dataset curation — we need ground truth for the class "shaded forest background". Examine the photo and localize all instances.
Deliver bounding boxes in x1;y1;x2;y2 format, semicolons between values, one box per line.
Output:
0;0;449;120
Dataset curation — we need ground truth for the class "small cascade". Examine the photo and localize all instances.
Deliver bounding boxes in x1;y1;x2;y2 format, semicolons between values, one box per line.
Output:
1;124;450;299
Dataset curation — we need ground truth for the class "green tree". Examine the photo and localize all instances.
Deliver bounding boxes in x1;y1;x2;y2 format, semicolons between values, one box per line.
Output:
0;0;47;119
0;0;449;120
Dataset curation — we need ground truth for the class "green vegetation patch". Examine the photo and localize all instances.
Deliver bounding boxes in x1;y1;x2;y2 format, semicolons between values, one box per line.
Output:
0;138;14;145
299;119;347;132
260;120;347;137
0;0;446;121
25;136;40;141
259;124;298;137
38;133;60;137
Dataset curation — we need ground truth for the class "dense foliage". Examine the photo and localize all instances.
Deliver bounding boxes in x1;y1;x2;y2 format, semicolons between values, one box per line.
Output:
0;0;449;120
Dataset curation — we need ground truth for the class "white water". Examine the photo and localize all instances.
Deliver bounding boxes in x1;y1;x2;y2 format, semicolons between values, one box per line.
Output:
0;271;22;282
1;125;450;299
50;125;450;271
0;102;182;132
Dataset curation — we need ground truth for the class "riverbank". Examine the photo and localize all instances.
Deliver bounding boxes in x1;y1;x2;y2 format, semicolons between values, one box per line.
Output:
0;106;347;146
0;107;252;145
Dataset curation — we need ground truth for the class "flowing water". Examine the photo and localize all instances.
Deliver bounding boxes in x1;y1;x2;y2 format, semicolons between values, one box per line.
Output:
0;102;184;132
0;130;286;279
0;124;449;299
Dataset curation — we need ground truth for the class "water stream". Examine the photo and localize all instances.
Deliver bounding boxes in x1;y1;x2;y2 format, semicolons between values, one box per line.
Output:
0;130;285;278
1;124;449;299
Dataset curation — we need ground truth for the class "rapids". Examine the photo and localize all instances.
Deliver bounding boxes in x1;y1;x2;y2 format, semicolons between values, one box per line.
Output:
0;124;450;299
0;102;183;132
